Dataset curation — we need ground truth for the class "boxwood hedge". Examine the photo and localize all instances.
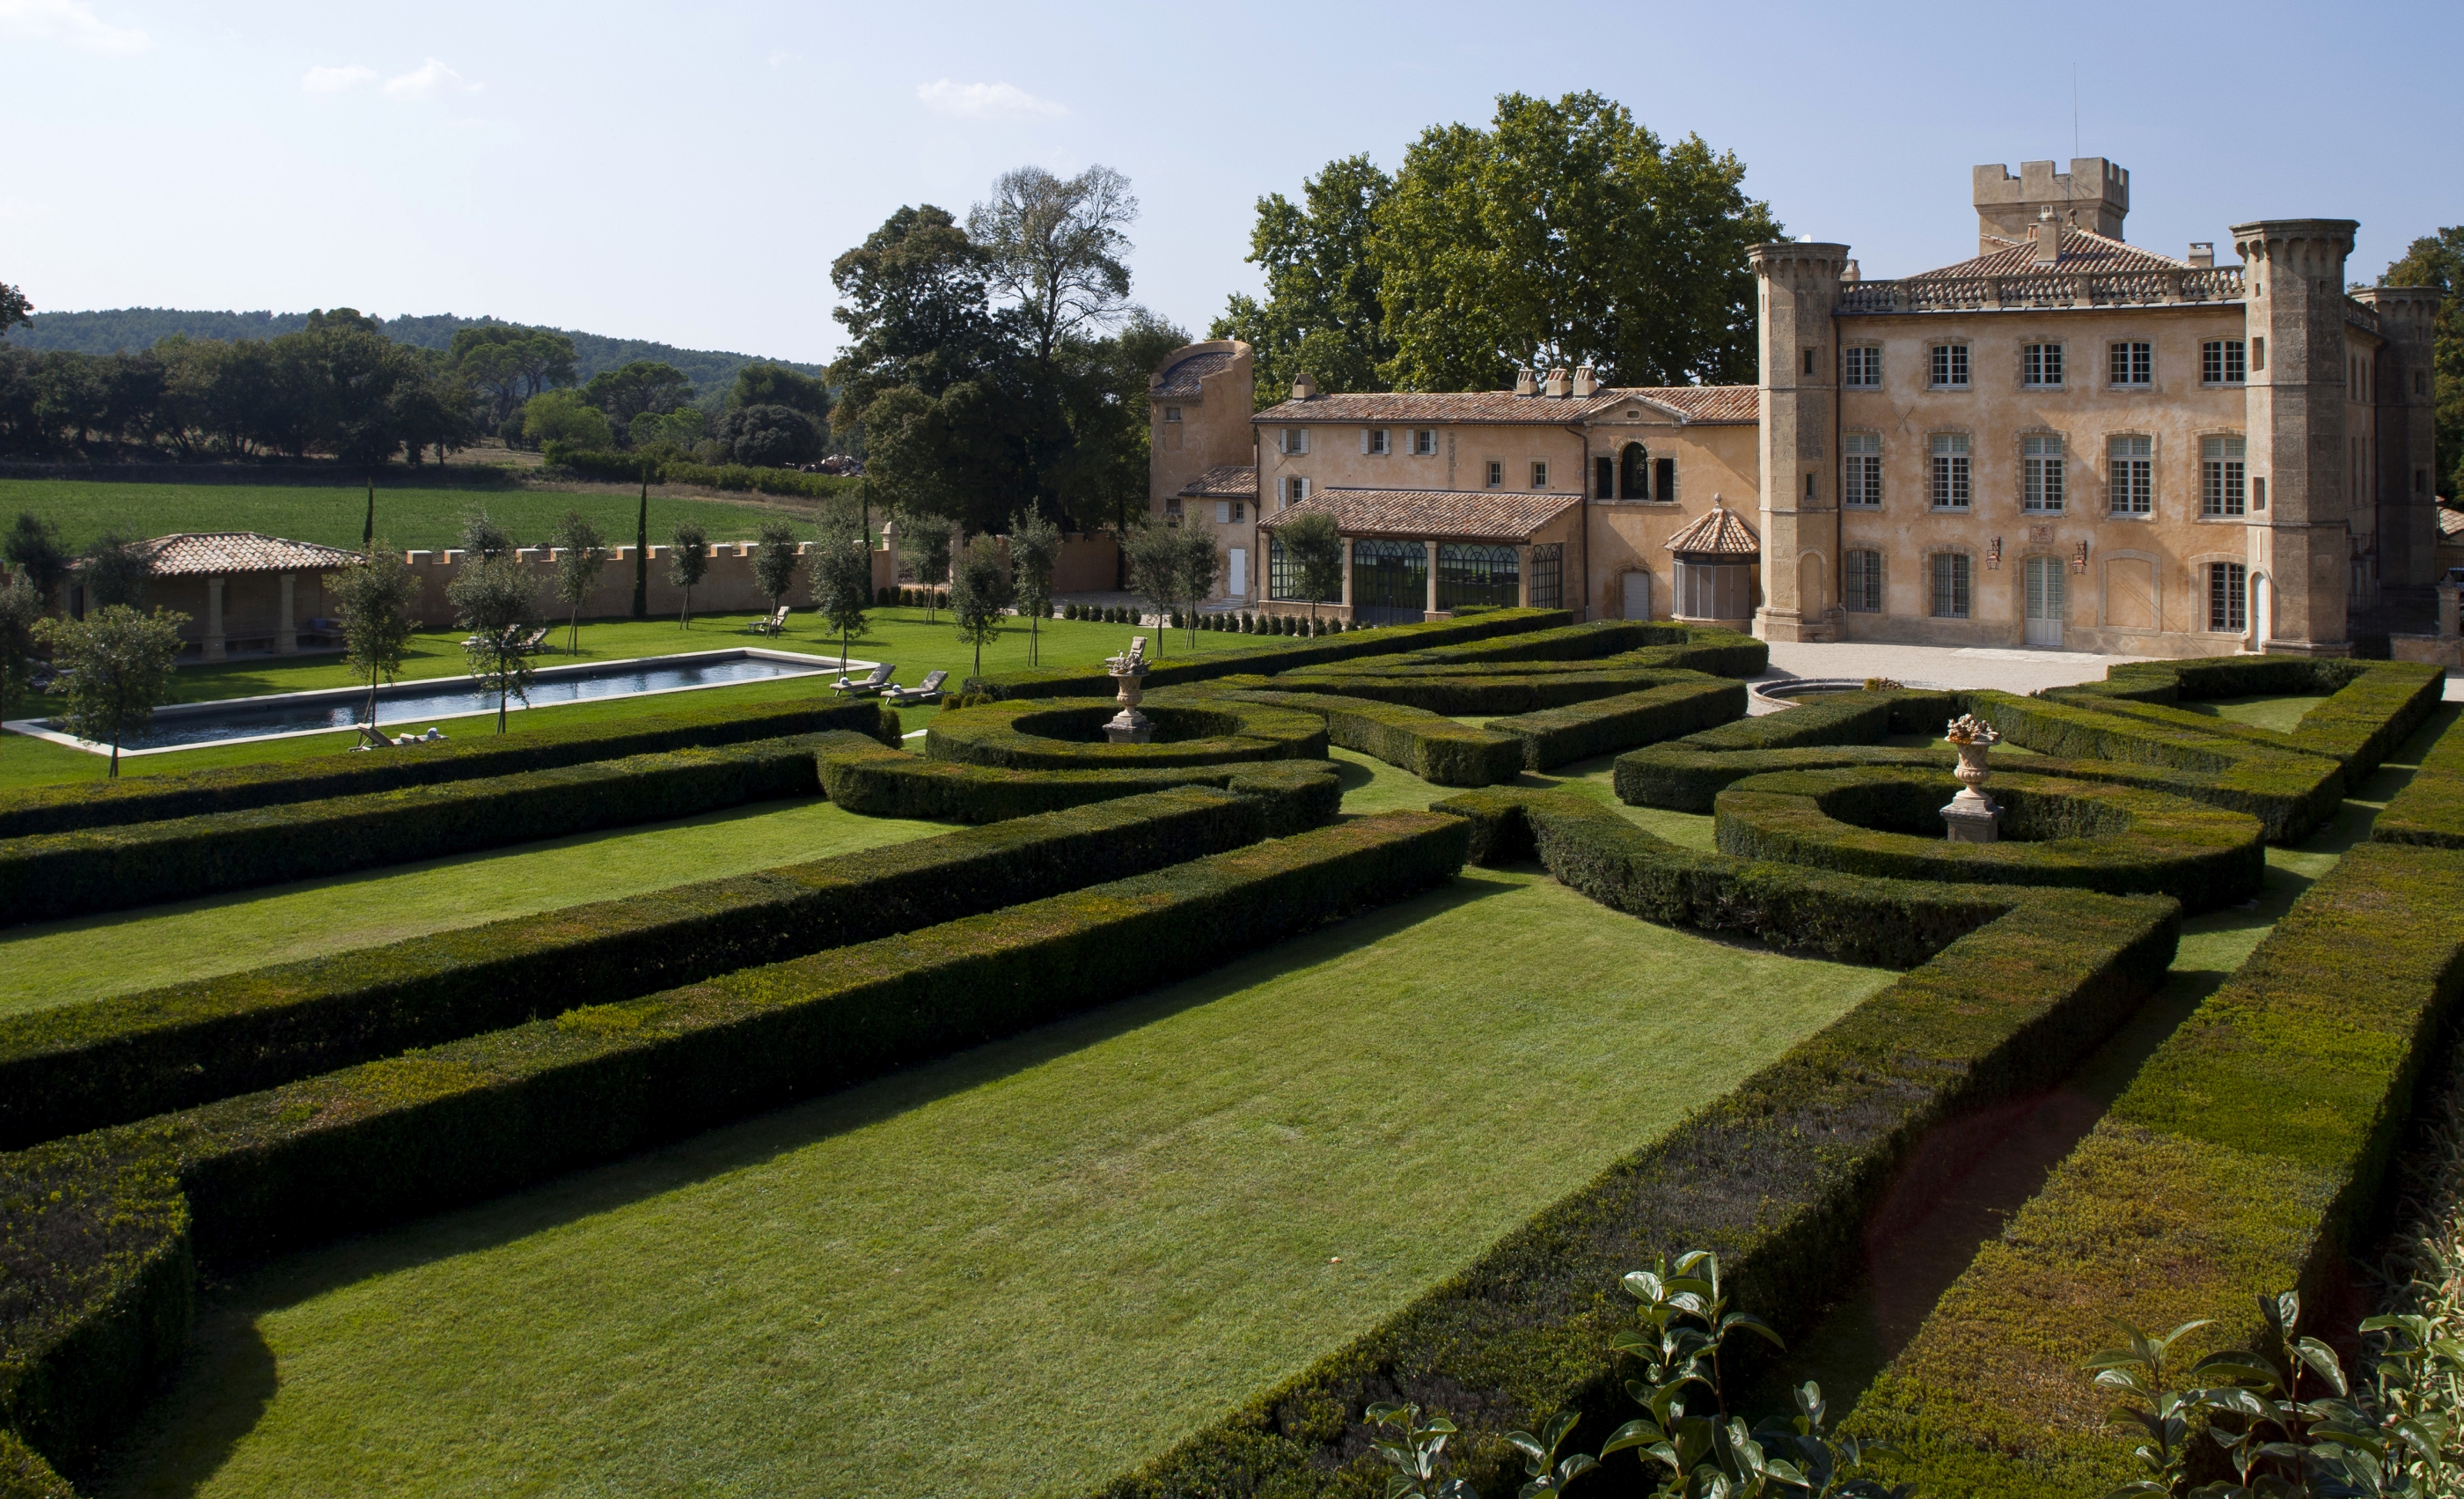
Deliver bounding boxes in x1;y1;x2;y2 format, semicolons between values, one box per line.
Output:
2048;661;2441;775
2372;703;2464;848
922;696;1328;770
1097;788;2179;1499
0;781;1330;1151
1485;679;1746;770
0;812;1470;1481
1189;683;1524;786
0;732;856;928
815;740;1340;830
0;695;900;840
1847;838;2464;1497
1713;767;2266;913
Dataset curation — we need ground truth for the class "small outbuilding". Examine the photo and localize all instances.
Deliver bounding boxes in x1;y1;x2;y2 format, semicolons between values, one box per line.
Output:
87;532;362;660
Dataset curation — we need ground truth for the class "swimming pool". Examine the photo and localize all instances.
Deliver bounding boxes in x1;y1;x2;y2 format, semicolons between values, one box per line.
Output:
7;649;875;755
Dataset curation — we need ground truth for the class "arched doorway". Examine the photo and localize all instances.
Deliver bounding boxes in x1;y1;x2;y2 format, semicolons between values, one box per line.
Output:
1619;443;1650;500
2251;570;2273;652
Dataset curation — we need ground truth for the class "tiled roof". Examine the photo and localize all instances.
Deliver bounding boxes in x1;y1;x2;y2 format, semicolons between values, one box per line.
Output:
1177;463;1257;498
1663;504;1760;557
1256;488;1581;541
1907;226;2189;282
1252;385;1756;426
1154;350;1237;398
2439;505;2464;540
126;532;363;577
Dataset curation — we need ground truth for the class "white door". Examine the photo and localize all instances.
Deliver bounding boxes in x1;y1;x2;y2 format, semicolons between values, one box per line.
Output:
2024;556;2065;647
1228;547;1248;599
1622;570;1652;621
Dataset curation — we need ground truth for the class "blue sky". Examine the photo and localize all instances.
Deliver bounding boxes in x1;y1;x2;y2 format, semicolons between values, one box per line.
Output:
3;0;2456;369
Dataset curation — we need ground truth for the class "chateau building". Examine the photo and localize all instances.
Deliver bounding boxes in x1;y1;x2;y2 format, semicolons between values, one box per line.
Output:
1148;158;2445;658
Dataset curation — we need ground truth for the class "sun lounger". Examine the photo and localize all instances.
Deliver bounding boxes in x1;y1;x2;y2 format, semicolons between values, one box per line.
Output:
746;606;788;636
884;669;949;706
832;663;897;698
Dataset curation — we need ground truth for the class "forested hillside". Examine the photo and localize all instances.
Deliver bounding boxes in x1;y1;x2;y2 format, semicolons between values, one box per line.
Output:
7;308;822;397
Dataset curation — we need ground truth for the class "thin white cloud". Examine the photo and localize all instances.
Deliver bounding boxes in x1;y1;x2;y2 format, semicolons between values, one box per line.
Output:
915;79;1065;120
767;49;796;68
0;0;149;54
382;57;480;102
301;63;378;94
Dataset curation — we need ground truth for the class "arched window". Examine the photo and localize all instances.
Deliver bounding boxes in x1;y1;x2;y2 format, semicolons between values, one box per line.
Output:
1619;443;1651;500
1352;539;1430;624
1437;543;1519;610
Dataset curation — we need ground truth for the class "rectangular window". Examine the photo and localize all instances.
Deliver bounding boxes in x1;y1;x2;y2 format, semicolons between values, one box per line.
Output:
1279;427;1309;453
2209;562;2248;632
1842;432;1881;508
1412;429;1436;455
1282;476;1308;508
1654;457;1676;504
2109;342;2152;387
1802;348;1818;376
1528;543;1564;611
1529;460;1548;489
1215;500;1230;525
1164;496;1183;519
2109;435;2152;515
1231;500;1245;522
1163;407;1182;423
2023;434;2065;512
1844;549;1882;612
1843;347;1881;387
1363;429;1388;455
2202;341;2248;386
2201;436;2247;517
1485;460;1503;489
2253;337;2266;373
1931;344;1970;388
2022;344;2064;387
1929;553;1971;619
1595;456;1614;499
1931;433;1970;509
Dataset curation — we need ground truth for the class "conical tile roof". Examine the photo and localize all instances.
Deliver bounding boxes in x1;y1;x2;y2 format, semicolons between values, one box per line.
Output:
1663;504;1759;557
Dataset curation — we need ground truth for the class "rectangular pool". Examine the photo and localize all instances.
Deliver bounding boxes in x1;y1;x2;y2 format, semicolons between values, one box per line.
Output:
7;649;876;755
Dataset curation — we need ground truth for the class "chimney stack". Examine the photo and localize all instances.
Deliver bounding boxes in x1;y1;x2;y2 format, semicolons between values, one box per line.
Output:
1291;370;1317;400
1571;364;1597;397
1514;367;1537;396
2032;208;2061;265
2188;241;2215;268
1841;259;1860;283
1544;366;1571;398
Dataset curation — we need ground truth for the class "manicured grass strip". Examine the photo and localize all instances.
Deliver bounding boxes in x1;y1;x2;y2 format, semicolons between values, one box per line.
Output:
2375;709;2464;848
921;696;1326;770
818;740;1340;830
90;868;1888;1499
0;797;944;1019
961;607;1570;701
1189;684;1523;787
1102;789;2180;1499
0;783;1312;1150
1712;767;2265;913
0;697;899;840
0;813;1470;1479
1486;679;1745;769
1845;839;2464;1498
0;732;869;928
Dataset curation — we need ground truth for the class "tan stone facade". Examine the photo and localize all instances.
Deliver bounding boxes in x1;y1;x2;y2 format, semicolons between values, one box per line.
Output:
1146;158;2444;657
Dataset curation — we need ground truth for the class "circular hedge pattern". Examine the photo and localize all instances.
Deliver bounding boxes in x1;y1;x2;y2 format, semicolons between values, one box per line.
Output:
1712;765;2264;912
924;696;1329;771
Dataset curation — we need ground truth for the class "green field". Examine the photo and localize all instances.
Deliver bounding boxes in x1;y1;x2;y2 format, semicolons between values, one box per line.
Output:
0;478;810;554
92;861;1891;1499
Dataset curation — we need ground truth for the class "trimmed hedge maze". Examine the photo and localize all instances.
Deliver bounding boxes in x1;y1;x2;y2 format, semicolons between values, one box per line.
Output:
0;641;2451;1499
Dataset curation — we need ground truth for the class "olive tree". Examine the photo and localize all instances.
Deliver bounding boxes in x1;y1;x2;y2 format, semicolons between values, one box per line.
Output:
669;520;711;628
1279;511;1345;630
950;534;1015;681
448;554;539;733
903;510;954;622
1173;525;1221;648
811;518;874;670
752;521;803;628
1008;509;1061;665
326;542;418;743
549;510;609;654
34;604;189;776
1123;524;1183;658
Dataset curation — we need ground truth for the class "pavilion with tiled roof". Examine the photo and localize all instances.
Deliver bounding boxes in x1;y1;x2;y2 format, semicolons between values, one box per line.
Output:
90;532;361;660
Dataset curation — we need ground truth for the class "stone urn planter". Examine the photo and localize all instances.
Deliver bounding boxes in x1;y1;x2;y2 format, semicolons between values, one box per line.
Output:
1941;713;2002;842
1104;636;1155;744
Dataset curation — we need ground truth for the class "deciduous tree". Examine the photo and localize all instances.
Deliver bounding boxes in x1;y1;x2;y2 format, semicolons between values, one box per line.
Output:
669;520;711;628
524;388;612;449
327;542;418;742
949;533;1014;680
752;521;803;628
1279;511;1345;628
82;530;150;609
1211;154;1397;401
549;510;608;654
583;361;693;440
2384;227;2464;498
447;554;539;733
0;572;43;758
3;512;67;607
730;363;832;422
811;518;874;670
34;604;189;776
1008;508;1061;665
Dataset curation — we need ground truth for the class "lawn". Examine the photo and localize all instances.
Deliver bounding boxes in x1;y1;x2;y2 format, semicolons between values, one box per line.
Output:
92;864;1892;1499
0;608;1285;790
0;796;947;1016
0;478;810;554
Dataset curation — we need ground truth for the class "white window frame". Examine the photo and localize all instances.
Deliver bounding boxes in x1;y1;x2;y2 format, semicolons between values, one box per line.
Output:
2201;341;2248;387
2201;436;2248;518
1485;459;1503;489
1930;433;1971;510
1214;500;1230;525
2022;434;2065;512
1282;476;1309;509
1929;552;1971;619
1363;428;1390;455
1843;347;1881;387
1278;426;1309;454
1842;432;1881;508
2109;342;2152;388
2108;434;2152;516
1529;460;1548;489
1931;343;1970;389
2021;343;2064;388
1412;429;1437;456
2209;561;2248;632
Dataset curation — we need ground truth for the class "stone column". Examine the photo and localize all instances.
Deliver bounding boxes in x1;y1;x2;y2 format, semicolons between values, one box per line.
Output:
204;577;227;661
2233;217;2359;657
1426;541;1441;616
1517;543;1533;607
1749;239;1850;643
1339;539;1354;614
276;574;297;654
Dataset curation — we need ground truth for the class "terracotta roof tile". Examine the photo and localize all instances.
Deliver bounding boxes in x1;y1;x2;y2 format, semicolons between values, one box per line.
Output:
1154;350;1237;398
1907;226;2189;282
1252;384;1756;426
1176;463;1257;498
1663;505;1759;557
1256;488;1580;541
126;532;363;577
2439;505;2464;539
